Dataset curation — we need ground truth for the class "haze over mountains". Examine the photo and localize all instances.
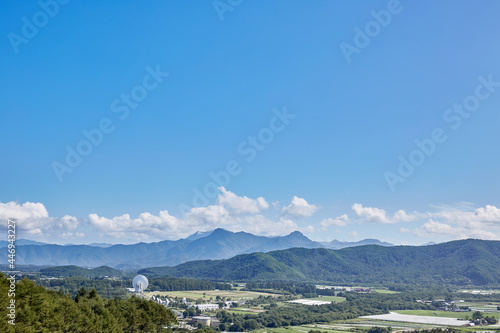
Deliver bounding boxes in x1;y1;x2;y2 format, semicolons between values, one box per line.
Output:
0;228;394;268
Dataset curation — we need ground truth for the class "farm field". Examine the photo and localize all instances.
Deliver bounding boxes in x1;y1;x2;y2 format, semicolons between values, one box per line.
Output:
361;312;470;326
255;325;347;333
307;296;346;303
303;319;443;332
460;290;500;294
396;309;500;320
461;302;499;306
373;289;400;294
227;308;265;315
288;299;331;305
144;289;279;300
460;302;500;308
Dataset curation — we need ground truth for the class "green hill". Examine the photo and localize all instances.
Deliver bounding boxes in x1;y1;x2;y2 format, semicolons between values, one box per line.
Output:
0;273;176;333
40;265;125;278
139;239;500;286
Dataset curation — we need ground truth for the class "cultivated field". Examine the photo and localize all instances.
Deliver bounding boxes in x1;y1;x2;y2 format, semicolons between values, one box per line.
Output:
227;308;265;315
373;289;400;294
288;299;331;306
397;309;500;320
460;289;500;294
361;312;470;326
255;325;347;333
308;296;346;303
144;289;279;300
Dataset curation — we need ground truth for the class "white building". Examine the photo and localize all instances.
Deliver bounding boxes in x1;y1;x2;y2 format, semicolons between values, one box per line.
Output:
193;303;220;311
192;316;211;326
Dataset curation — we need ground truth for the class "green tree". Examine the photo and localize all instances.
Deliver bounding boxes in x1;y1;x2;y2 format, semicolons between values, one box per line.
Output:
472;311;483;320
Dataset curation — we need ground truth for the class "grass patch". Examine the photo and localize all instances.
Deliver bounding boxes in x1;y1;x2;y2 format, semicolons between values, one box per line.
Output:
226;309;261;315
144;289;278;301
307;296;346;303
373;289;400;294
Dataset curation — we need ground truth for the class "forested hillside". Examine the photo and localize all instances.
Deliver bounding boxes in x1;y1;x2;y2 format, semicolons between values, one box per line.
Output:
139;239;500;286
36;275;233;299
39;265;125;278
0;273;176;332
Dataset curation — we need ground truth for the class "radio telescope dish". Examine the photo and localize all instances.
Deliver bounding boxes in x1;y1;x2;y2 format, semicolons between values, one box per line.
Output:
132;275;148;293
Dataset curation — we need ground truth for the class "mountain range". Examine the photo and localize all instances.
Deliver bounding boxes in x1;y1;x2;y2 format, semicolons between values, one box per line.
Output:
0;229;393;268
139;239;500;286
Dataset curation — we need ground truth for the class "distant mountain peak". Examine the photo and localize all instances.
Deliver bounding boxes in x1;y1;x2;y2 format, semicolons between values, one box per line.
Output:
185;230;213;241
212;227;230;233
322;238;394;250
210;228;232;237
285;231;308;239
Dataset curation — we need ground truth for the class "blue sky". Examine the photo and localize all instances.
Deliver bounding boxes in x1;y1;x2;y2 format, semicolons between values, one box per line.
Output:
1;0;500;245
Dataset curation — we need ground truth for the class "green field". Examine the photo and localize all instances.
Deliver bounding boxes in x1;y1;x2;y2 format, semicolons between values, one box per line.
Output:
227;308;265;315
144;289;278;300
460;290;500;294
373;289;400;294
308;296;346;303
255;325;347;333
460;302;500;308
396;309;500;320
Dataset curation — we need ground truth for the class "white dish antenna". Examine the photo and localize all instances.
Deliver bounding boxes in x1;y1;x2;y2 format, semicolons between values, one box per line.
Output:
132;275;149;293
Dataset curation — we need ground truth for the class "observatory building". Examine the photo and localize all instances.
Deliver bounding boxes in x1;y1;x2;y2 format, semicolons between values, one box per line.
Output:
132;275;149;293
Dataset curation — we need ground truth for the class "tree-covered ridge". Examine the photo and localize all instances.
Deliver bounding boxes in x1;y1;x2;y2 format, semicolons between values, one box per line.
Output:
139;239;500;285
0;273;176;333
39;265;125;278
148;277;232;292
36;275;233;299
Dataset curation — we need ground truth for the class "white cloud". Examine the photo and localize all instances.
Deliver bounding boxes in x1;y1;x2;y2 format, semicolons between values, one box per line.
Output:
349;203;499;241
416;220;455;235
0;201;79;237
217;187;269;214
57;215;80;230
281;196;319;218
414;219;498;240
230;215;299;236
88;201;239;241
61;232;85;238
8;194;499;244
89;210;185;241
352;203;415;224
301;225;315;235
89;193;300;241
393;209;416;222
427;204;500;227
412;204;500;241
0;201;48;221
0;192;314;242
320;214;349;230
